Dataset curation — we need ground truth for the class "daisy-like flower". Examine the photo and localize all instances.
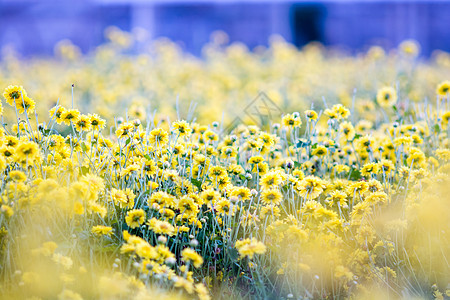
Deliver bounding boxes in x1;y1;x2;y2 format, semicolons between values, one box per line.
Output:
149;128;169;145
172;120;192;137
115;122;134;138
312;145;327;157
235;238;266;259
436;80;450;97
340;121;355;141
129;104;146;120
229;186;251;201
61;109;80;125
91;225;113;236
89;113;106;130
125;209;146;229
147;218;175;236
111;188;135;209
305;110;318;121
9;170;27;182
295;176;325;199
440;111;450;128
215;198;232;214
361;162;380;177
49;106;67;124
3;85;26;106
259;171;283;190
376;87;397;108
282;113;301;128
181;248;204;268
15;96;35;114
260;188;283;205
13;141;40;162
74;114;92;132
331;104;350;120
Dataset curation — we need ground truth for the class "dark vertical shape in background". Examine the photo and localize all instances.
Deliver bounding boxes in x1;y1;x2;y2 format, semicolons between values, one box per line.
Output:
1;1;450;57
290;4;326;48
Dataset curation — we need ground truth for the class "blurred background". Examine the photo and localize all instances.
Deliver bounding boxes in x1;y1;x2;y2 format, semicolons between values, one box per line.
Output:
1;0;449;57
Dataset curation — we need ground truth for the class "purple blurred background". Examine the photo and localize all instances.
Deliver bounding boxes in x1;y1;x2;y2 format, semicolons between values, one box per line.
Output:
1;0;449;57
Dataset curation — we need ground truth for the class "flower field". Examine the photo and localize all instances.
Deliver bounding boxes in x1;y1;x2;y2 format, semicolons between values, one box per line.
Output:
0;29;449;299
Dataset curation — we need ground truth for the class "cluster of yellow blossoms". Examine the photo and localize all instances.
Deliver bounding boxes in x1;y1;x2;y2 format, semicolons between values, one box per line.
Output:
1;28;450;128
0;33;449;299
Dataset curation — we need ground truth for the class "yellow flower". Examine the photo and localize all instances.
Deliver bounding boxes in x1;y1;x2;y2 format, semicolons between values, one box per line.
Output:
215;198;232;214
129;104;146;120
181;248;204;268
312;145;327;157
52;253;73;270
195;283;211;300
9;170;27;182
61;109;81;125
147;218;175;236
88;113;106;130
282;113;301;127
149;128;169;145
125;209;146;229
441;111;450;128
325;190;347;207
49;105;67;124
74;202;84;215
305;110;318;121
340;121;355;141
89;202;107;218
436;148;450;161
177;196;199;217
200;189;221;205
295;176;325;199
204;129;218;142
376;87;397;108
175;276;195;294
92;225;113;236
13;141;40;162
360;162;380;177
260;189;283;205
15;95;35;114
235;238;266;259
399;39;419;57
436;80;450;97
259;171;283;190
74;114;92;132
111;188;135;209
172;120;192;137
1;204;14;217
331;104;350;120
365;191;388;205
3;85;26;106
229;186;251;201
334;265;353;281
148;191;175;208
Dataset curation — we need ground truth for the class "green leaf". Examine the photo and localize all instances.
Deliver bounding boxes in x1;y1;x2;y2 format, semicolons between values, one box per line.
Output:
81;166;90;175
434;124;441;133
81;142;87;152
349;168;361;181
191;178;203;190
